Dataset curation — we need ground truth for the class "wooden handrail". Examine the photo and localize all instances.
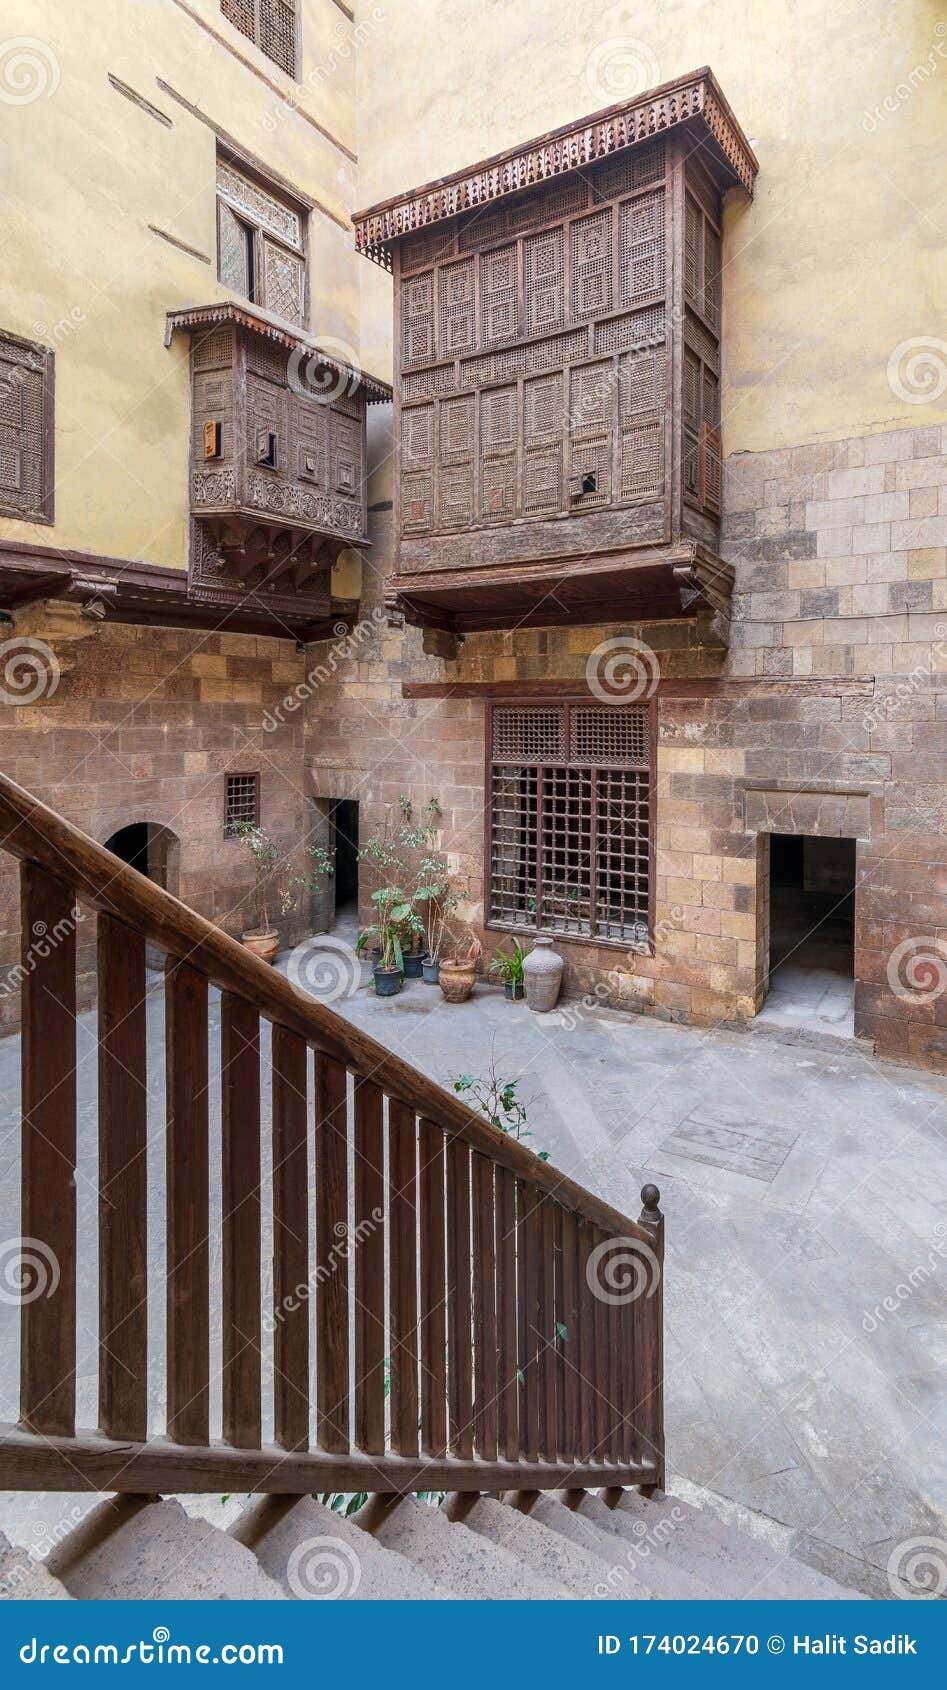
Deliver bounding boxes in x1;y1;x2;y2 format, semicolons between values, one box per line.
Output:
0;765;665;1497
0;769;651;1244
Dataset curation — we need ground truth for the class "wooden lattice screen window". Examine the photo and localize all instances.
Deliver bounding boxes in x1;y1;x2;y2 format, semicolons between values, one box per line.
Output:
487;700;654;947
0;330;54;525
216;153;306;328
224;771;260;834
220;0;298;78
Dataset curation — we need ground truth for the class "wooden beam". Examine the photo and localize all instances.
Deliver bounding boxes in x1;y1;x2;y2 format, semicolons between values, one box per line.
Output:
400;676;875;701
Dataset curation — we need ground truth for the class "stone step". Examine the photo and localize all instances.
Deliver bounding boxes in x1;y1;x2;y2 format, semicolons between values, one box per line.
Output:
0;1531;72;1600
355;1494;569;1600
500;1493;658;1599
603;1490;866;1601
45;1498;286;1601
569;1490;724;1600
446;1493;629;1600
231;1496;451;1600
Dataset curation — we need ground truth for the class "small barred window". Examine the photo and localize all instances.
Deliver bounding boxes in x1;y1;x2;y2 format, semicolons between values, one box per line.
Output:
488;700;653;946
225;772;260;834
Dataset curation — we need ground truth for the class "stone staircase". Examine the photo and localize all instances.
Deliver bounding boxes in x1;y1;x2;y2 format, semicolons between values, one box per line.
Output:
1;1489;866;1601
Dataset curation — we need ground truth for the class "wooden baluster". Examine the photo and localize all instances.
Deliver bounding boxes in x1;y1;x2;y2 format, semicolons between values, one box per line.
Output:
354;1078;386;1455
541;1196;558;1462
559;1207;579;1464
637;1185;665;1488
221;993;261;1450
97;914;148;1442
520;1183;541;1462
165;959;209;1445
592;1226;610;1465
446;1134;472;1458
495;1165;518;1462
620;1289;636;1467
608;1289;622;1462
314;1053;349;1452
419;1118;447;1457
472;1154;497;1460
271;1026;309;1452
20;864;77;1437
389;1099;418;1456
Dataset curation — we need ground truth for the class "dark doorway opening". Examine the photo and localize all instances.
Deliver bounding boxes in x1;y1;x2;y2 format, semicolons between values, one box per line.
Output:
105;821;180;969
759;833;856;1037
106;821;149;876
330;799;359;916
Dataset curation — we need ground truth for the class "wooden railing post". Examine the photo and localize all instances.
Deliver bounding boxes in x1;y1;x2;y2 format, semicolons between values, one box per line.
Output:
636;1182;665;1492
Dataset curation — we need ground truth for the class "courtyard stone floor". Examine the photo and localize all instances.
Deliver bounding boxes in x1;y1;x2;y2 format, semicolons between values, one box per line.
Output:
1;927;946;1596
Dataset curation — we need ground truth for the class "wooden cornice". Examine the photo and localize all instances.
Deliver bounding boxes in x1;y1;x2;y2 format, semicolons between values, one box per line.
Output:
353;67;758;267
165;303;392;404
400;677;875;702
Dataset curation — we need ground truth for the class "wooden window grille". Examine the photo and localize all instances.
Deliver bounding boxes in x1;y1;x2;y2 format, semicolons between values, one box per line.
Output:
488;700;653;946
216;154;306;327
221;0;298;79
225;772;260;834
0;330;54;524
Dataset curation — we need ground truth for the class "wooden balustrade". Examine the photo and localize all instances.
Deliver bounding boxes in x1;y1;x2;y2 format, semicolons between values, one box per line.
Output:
0;770;664;1496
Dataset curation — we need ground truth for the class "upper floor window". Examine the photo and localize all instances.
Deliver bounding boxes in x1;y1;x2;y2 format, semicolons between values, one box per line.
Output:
216;154;306;328
0;329;54;526
220;0;298;79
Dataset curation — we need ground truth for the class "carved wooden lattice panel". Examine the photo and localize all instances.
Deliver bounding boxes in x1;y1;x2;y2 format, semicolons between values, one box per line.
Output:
571;211;612;319
0;331;53;523
438;260;476;355
402;272;435;365
218;201;251;297
217;159;302;250
220;1;296;79
619;191;665;305
481;244;518;344
216;155;305;327
262;238;304;326
524;228;565;334
488;702;652;943
402;404;434;469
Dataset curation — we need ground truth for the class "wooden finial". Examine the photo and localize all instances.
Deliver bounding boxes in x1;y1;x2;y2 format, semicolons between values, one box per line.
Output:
640;1183;661;1215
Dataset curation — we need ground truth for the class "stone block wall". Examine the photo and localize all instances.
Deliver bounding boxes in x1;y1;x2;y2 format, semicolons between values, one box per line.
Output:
0;607;314;1029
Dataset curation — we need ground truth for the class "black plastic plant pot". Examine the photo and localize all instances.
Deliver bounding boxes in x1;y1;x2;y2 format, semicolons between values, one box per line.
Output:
374;966;402;997
504;980;525;1000
421;956;440;984
403;952;425;978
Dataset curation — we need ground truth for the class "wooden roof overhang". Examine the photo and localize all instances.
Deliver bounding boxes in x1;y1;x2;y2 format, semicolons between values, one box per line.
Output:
352;67;757;266
165;302;393;404
387;542;734;636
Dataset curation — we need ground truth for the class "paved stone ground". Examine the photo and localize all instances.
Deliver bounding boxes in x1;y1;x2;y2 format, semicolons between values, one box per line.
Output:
1;933;946;1594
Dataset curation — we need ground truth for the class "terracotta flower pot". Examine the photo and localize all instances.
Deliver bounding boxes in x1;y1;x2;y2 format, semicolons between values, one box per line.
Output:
242;928;279;965
438;936;481;1004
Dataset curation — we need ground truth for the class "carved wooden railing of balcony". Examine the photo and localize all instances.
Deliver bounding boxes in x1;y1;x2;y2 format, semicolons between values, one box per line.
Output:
0;769;664;1498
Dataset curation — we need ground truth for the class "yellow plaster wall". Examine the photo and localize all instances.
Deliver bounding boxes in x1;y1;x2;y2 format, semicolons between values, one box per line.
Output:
353;0;947;453
0;0;363;569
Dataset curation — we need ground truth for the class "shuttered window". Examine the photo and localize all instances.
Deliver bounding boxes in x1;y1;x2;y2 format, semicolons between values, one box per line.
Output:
0;330;54;525
221;1;298;79
216;155;306;328
487;700;654;946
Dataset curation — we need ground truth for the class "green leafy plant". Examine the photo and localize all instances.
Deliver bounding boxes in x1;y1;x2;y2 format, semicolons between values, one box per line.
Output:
488;938;526;988
356;798;458;973
453;1065;534;1144
228;821;283;933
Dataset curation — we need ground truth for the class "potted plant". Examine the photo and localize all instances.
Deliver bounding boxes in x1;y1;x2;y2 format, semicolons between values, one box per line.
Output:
438;930;481;1004
416;858;458;985
488;938;526;1000
356;887;415;995
229;821;284;963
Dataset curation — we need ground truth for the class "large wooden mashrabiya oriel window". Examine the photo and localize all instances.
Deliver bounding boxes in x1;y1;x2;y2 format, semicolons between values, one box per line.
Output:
488;700;655;948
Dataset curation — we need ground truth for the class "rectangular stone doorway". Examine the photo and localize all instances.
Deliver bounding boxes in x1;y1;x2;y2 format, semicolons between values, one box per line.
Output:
756;833;856;1039
329;798;359;924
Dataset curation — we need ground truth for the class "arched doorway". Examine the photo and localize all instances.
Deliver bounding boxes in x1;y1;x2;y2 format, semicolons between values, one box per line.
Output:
104;822;180;967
